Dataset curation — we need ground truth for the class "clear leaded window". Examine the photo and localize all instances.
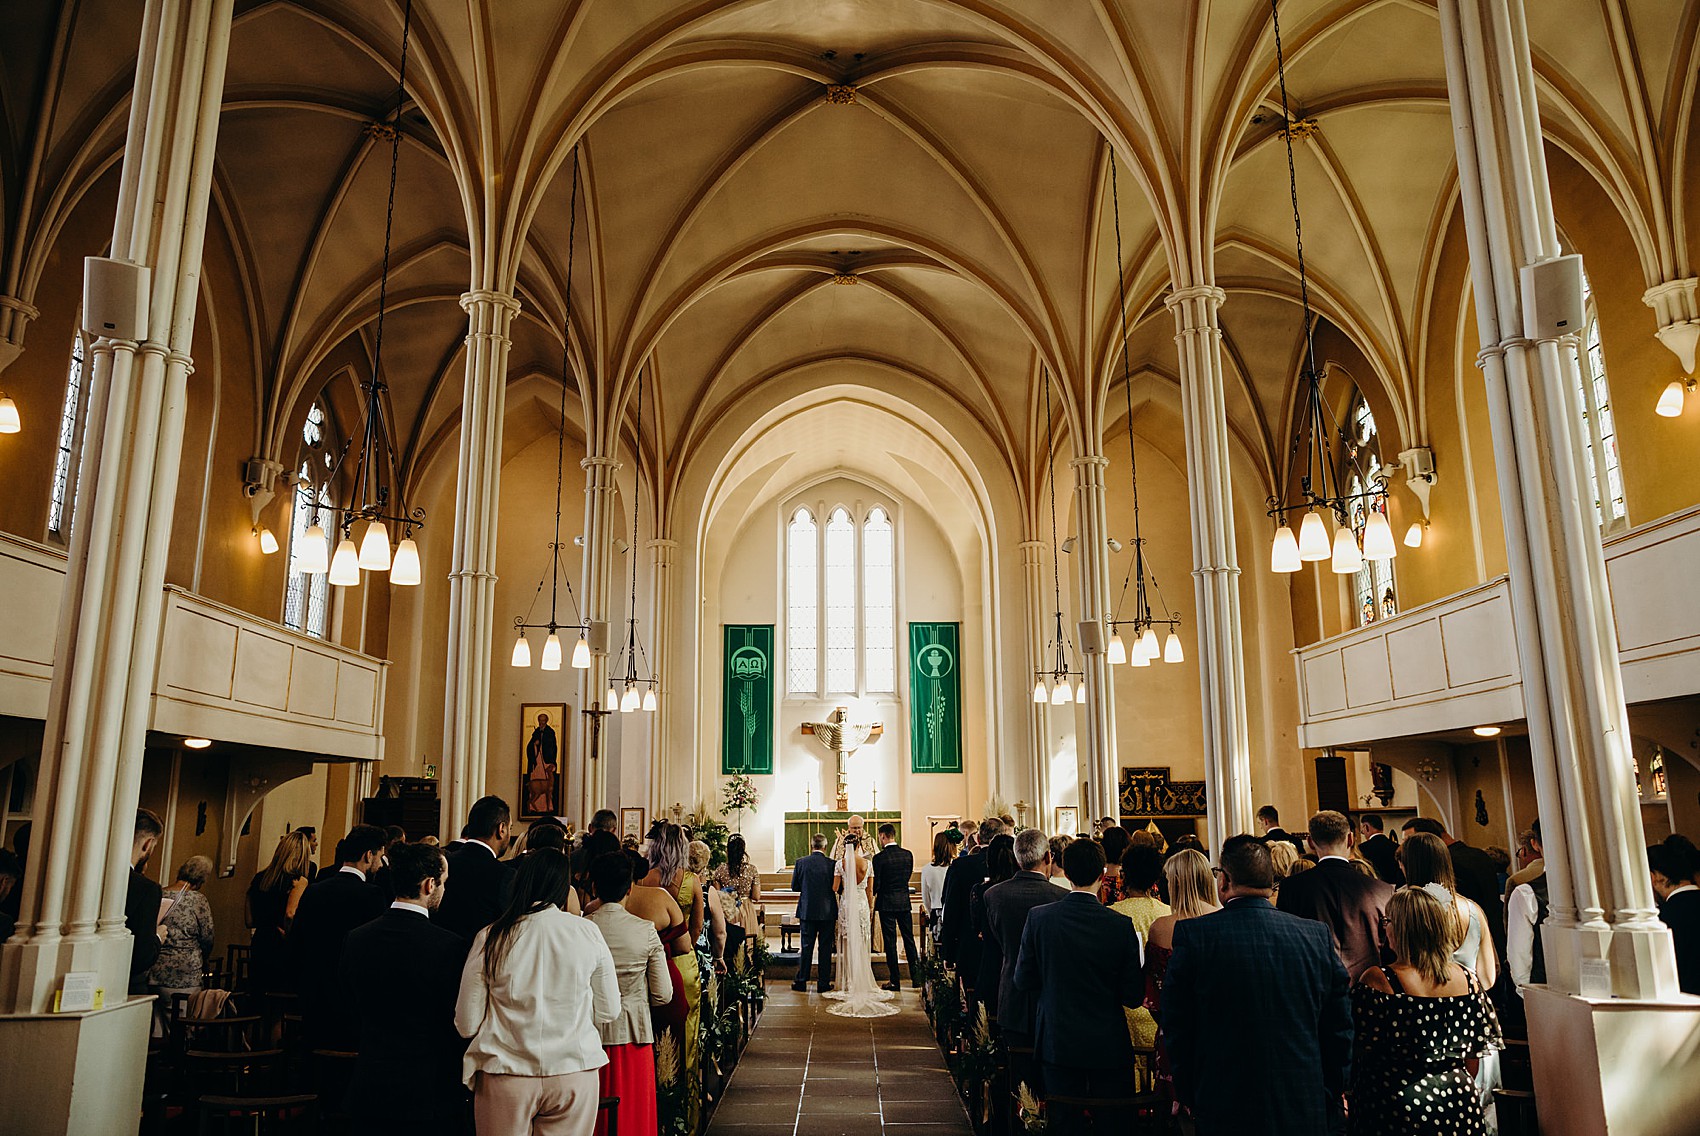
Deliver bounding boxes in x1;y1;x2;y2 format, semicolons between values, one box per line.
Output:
47;333;88;541
1576;271;1626;532
785;499;898;696
283;401;333;637
1343;394;1395;628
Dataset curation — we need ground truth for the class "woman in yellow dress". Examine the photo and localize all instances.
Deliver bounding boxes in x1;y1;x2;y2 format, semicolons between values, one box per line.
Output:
641;823;702;1134
1109;844;1170;1047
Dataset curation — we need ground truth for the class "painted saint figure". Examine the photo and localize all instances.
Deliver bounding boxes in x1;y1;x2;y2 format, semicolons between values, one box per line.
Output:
526;712;558;815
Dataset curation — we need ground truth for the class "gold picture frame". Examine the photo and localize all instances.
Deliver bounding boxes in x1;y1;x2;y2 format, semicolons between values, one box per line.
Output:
1053;805;1079;836
519;703;566;819
620;807;646;841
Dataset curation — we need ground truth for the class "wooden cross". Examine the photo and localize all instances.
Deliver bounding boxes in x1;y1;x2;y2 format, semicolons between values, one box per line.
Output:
582;700;613;762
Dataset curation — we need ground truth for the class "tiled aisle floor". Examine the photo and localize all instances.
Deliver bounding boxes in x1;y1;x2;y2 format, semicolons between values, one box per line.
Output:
704;987;972;1135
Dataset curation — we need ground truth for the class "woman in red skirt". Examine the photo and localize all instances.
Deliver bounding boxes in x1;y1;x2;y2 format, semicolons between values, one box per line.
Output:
585;850;672;1136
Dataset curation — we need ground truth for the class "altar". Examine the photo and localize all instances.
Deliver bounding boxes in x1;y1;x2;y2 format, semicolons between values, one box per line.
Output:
782;811;902;864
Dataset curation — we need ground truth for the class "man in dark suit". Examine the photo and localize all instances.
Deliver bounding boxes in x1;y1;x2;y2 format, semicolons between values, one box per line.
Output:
1164;835;1353;1136
1356;814;1403;884
1257;804;1307;854
1650;837;1700;995
985;828;1062;1081
871;823;920;991
289;824;388;1048
1276;810;1393;980
340;841;470;1134
125;809;165;995
1403;815;1504;950
432;795;515;941
1013;838;1143;1099
791;833;837;992
941;816;1002;965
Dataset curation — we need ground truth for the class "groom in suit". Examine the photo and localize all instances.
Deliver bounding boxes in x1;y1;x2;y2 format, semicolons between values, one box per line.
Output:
791;832;838;992
872;823;920;991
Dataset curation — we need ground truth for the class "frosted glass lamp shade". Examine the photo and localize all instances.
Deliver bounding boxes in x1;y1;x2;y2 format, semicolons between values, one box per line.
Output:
621;685;641;713
1404;522;1425;548
257;527;279;555
358;520;391;571
642;688;658;712
296;524;330;574
1656;379;1688;417
1032;680;1047;704
571;635;591;669
1107;630;1126;665
1130;649;1151;668
0;394;19;433
1163;631;1184;663
1270;524;1301;573
1330;526;1363;574
1137;627;1160;659
328;537;361;585
1297;510;1332;560
1075;678;1089;703
540;632;563;671
604;685;619;708
511;634;532;668
1361;511;1397;561
389;537;421;584
1049;679;1070;705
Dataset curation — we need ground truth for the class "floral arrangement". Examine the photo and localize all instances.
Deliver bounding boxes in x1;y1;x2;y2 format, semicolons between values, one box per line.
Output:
722;772;760;831
681;799;731;869
1016;1082;1048;1132
654;1033;690;1136
954;1004;1000;1083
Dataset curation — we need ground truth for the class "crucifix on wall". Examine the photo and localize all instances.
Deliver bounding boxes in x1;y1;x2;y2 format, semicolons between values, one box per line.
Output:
802;705;884;810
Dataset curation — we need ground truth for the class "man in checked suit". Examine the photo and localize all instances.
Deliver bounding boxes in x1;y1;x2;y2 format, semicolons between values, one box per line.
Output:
1163;835;1353;1136
871;823;920;990
791;833;838;992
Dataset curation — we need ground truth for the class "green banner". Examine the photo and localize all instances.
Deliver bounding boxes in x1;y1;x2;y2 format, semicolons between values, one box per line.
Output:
721;625;774;775
909;622;962;773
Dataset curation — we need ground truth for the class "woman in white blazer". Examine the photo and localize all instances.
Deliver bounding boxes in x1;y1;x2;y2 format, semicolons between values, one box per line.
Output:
456;848;619;1136
584;850;672;1136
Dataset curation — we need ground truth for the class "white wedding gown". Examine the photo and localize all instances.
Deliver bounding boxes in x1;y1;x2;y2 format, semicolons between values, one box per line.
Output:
825;838;900;1018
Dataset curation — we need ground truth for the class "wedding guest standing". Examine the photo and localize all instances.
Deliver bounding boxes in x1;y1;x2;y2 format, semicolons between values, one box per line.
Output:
456;848;618;1136
125;809;165;995
1649;838;1700;994
435;796;517;940
247;830;313;993
1400;833;1498;988
1143;848;1218;1106
983;828;1062;1087
920;832;954;938
586;852;670;1136
969;834;1016;1014
1276;810;1394;980
146;855;216;1016
1358;815;1403;884
1349;887;1502;1135
1109;844;1170;1047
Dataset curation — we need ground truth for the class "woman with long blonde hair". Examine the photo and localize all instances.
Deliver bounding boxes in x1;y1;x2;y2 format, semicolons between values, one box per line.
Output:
246;830;313;992
1399;833;1498;989
1143;847;1220;1108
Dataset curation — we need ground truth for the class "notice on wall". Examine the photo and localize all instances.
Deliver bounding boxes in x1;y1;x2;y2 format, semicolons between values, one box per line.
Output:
909;622;962;773
54;972;102;1013
722;624;775;775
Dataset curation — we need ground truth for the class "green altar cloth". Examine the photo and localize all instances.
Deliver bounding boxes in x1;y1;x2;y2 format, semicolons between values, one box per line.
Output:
781;811;902;865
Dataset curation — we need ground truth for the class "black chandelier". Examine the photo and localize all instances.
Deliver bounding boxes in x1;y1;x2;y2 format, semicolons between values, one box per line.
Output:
1105;149;1183;668
610;366;658;714
1033;370;1086;706
1263;0;1397;576
510;145;591;672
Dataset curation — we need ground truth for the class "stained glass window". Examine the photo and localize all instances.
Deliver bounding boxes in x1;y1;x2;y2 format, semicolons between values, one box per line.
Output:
1344;393;1395;627
824;507;857;693
863;507;895;692
786;508;818;694
48;333;88;541
284;402;332;638
1575;271;1626;532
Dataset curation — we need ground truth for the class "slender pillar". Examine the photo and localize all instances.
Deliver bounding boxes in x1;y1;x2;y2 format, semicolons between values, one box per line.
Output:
1439;0;1673;1000
1165;285;1256;852
440;290;521;833
1019;539;1051;818
1070;456;1119;821
0;297;39;376
646;537;678;809
576;454;620;821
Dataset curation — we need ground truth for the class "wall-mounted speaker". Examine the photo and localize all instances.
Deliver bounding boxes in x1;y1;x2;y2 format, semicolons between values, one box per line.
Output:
82;257;151;340
1077;620;1105;655
587;620;610;654
1519;254;1584;340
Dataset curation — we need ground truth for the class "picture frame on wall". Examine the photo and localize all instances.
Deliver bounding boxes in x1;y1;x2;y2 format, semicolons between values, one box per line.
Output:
1054;805;1079;836
519;703;567;819
620;807;646;841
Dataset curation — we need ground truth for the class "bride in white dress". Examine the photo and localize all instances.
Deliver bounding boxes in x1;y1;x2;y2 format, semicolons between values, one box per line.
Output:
825;831;900;1018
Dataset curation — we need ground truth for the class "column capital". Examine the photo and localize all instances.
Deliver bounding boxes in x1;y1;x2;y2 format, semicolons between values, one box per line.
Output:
1068;454;1111;469
1164;284;1228;311
647;538;680;550
459;289;523;316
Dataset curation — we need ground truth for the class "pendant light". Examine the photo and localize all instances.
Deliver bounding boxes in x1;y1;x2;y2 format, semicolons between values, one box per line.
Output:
326;0;424;587
1263;0;1389;578
1104;150;1186;668
510;147;593;670
1106;629;1127;665
295;521;330;575
1656;377;1694;417
612;366;661;712
1031;680;1047;704
0;393;19;433
255;526;279;555
1033;370;1085;701
1404;522;1425;548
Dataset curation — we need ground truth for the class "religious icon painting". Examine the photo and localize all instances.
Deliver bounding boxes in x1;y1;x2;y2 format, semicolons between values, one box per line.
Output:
620;807;646;841
519;703;567;819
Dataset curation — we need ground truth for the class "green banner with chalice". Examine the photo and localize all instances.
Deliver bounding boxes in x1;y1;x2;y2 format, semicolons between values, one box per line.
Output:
909;622;962;773
721;624;774;775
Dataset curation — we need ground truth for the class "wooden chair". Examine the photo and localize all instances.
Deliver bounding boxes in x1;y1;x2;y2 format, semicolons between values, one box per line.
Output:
195;1093;316;1135
223;945;251;991
184;1048;288;1098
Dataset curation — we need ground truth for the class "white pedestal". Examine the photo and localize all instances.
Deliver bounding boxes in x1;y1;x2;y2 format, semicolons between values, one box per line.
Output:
1525;983;1700;1135
0;996;152;1135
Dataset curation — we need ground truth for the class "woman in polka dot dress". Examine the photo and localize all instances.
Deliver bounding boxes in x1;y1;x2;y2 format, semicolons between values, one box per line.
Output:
1349;886;1503;1135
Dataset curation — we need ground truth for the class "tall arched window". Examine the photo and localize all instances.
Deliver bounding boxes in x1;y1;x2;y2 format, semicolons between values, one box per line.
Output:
47;332;88;542
1344;394;1395;627
785;500;898;696
283;401;333;638
1575;271;1626;532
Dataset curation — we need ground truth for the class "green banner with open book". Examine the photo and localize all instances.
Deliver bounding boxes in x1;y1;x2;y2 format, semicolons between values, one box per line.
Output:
721;624;774;775
909;621;962;773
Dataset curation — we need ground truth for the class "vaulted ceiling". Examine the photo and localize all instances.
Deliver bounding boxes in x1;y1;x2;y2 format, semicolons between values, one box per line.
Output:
2;0;1693;535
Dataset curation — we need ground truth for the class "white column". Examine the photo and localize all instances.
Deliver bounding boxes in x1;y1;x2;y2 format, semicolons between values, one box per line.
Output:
646;537;678;809
1165;285;1256;852
1019;539;1051;819
440;290;521;834
1070;456;1119;821
576;454;620;821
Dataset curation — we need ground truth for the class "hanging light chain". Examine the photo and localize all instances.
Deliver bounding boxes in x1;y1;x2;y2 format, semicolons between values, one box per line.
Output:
548;146;581;629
